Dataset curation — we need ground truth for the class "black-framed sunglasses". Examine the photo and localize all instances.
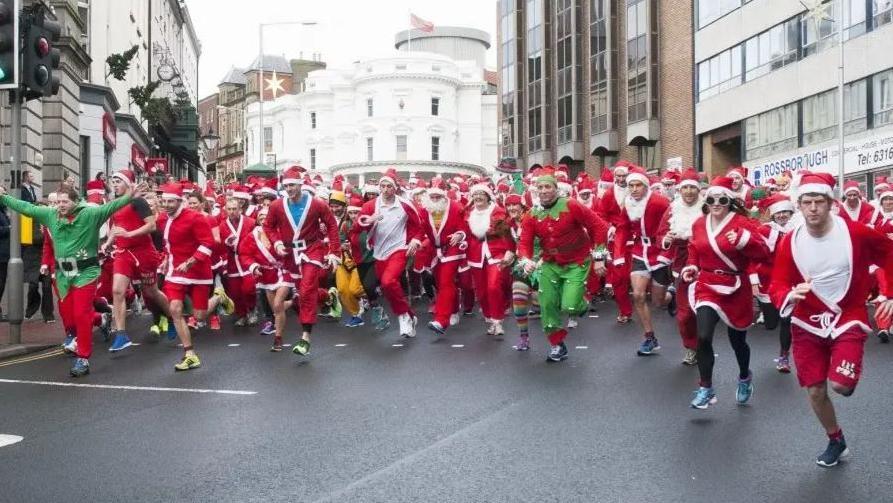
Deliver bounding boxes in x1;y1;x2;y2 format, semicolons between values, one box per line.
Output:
705;196;730;206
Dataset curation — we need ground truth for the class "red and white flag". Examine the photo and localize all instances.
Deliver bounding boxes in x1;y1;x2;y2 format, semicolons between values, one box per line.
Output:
410;13;434;33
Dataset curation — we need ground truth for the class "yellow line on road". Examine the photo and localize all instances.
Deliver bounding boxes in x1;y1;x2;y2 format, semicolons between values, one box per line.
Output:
0;348;65;368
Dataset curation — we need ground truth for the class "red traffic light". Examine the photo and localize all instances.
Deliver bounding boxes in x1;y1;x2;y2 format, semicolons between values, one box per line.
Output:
35;36;49;57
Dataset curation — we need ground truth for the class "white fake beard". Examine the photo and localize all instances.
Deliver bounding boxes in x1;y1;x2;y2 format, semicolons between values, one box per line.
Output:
669;197;702;240
468;204;494;239
613;185;627;206
624;193;648;222
422;194;448;214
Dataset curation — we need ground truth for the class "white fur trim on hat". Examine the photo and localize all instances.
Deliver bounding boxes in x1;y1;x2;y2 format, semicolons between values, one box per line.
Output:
880;191;893;201
797;183;834;198
705;186;735;199
281;177;301;185
111;172;132;186
677;179;699;189
469;183;495;200
379;176;396;187
625;172;649;187
843;185;861;195
232;191;250;200
768;199;795;215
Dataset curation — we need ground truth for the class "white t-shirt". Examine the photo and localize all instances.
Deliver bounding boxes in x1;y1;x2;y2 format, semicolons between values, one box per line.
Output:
794;217;850;304
371;198;408;260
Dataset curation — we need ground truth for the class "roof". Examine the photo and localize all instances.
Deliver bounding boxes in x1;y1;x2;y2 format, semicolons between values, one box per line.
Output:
246;54;293;74
219;67;248;85
483;69;498;86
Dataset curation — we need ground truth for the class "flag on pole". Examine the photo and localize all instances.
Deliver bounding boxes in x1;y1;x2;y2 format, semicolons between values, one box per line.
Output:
410;13;434;33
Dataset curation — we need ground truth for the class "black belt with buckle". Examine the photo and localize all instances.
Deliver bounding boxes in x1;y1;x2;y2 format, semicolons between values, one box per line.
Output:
56;257;99;273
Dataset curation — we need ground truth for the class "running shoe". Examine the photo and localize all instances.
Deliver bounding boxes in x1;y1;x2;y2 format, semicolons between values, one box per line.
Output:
108;332;133;353
174;353;201;371
62;334;77;354
667;286;678;317
209;315;221;331
493;319;505;337
187;316;198;330
682;348;698;366
690;387;717;409
70;358;90;377
485;320;496;336
99;313;112;341
775;354;792;373
166;320;177;341
816;437;849;467
159;316;169;334
637;336;660;356
215;287;235;315
528;309;541;319
878;330;890;344
131;296;143;315
292;339;311;356
234;317;248;327
398;314;417;338
260;321;275;336
449;313;460;327
247;311;259;326
427;320;445;335
736;373;754;405
271;337;283;352
513;335;530;351
345;316;365;328
546;342;568;362
617;315;632;324
149;324;161;341
371;305;383;327
567;317;579;329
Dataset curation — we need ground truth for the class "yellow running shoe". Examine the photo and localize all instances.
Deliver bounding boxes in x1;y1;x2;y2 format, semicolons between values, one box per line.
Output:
216;287;235;315
174;353;201;371
159;316;169;333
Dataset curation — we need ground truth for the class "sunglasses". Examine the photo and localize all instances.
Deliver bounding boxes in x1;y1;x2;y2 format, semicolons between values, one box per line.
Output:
705;196;731;206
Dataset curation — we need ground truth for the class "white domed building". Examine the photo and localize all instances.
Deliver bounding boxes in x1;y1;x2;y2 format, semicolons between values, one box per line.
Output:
244;27;498;186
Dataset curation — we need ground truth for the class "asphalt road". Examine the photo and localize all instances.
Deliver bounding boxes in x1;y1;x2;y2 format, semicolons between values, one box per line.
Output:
1;301;892;503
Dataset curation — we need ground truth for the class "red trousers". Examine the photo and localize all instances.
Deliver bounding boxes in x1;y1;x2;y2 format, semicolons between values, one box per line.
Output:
60;281;98;359
472;263;510;321
295;262;327;325
225;275;257;318
610;257;633;317
675;278;698;350
459;268;476;313
431;261;461;327
376;250;412;316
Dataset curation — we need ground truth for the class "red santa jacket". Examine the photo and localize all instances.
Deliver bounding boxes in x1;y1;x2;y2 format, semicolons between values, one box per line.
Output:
656;198;703;273
615;191;670;270
41;227;55;275
417;200;469;270
749;221;792;303
159;207;214;285
352;195;424;255
263;194;339;267
219;214;256;277
519;197;609;266
466;203;515;268
238;226;281;273
771;217;893;339
837;199;874;225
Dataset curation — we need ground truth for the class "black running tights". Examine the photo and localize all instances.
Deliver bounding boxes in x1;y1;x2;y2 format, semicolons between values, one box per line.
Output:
696;306;751;387
760;301;792;354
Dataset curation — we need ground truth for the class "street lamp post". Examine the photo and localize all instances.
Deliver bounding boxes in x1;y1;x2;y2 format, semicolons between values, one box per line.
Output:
257;21;317;165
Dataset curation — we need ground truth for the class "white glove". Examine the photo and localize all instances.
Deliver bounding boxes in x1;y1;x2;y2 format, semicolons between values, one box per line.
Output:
326;253;341;269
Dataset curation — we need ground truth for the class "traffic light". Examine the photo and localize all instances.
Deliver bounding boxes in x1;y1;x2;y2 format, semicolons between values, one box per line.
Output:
21;12;60;99
0;0;19;90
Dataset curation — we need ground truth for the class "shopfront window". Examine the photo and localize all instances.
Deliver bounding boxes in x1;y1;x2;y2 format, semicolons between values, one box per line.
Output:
802;88;838;146
744;103;799;160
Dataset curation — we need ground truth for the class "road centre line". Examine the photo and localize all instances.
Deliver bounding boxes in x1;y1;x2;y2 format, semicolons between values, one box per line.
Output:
0;378;258;396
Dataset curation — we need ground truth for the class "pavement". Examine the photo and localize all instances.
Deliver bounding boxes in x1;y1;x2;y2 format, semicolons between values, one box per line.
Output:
1;301;892;503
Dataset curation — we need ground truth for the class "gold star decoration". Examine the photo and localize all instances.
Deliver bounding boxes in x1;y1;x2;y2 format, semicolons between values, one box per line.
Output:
801;0;834;26
265;70;285;99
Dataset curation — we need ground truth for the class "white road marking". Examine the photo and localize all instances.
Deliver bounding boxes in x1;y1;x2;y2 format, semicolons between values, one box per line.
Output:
0;379;257;396
130;343;142;347
392;344;404;348
0;434;23;448
283;344;292;347
575;346;589;349
334;344;347;347
451;344;465;348
227;344;240;347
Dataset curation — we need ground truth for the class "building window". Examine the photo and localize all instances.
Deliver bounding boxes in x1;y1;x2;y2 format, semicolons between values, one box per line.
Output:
310;112;317;129
263;126;273;152
366;137;374;161
500;0;518;157
744;103;799;160
801;0;867;57
697;45;742;101
875;0;893;28
556;0;577;143
626;0;650;123
802;88;838;146
79;135;90;184
744;18;799;81
431;136;440;161
697;0;743;29
367;98;374;117
431;97;440;116
874;68;893;127
528;0;544;151
589;0;610;133
844;78;868;134
396;135;407;160
310;148;316;170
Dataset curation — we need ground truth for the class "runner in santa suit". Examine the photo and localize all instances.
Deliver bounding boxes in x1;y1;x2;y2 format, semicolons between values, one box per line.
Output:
616;167;672;356
751;194;796;373
420;179;469;336
770;172;893;467
186;191;232;330
466;184;516;337
157;183;215;371
505;193;538;351
656;169;702;366
837;181;874;224
518;168;609;362
598;163;634;324
682;176;769;410
869;176;890;209
726;166;754;209
219;197;257;326
263;166;341;356
352;169;425;338
868;190;893;343
576;178;604;311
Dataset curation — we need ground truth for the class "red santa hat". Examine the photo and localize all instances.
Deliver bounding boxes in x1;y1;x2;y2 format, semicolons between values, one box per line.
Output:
613;160;634;175
625;166;649;187
504;193;526;208
761;193;795;215
428;177;447;197
203;180;217;199
796;172;836;198
379;168;399;188
765;178;778;190
111;169;135;186
843;180;862;196
661;171;680;185
727;166;748;181
160;182;183;200
469;183;495;201
555;164;570;182
281;166;305;186
649;175;662;191
411;178;428;195
363;181;380;195
232;185;251;200
347;195;364;212
874;176;890;193
705;176;736;199
577;178;595;195
598;168;614;188
677;169;700;189
496;182;511;194
301;176;316;195
259;177;278;197
86;179;106;197
331;175;345;193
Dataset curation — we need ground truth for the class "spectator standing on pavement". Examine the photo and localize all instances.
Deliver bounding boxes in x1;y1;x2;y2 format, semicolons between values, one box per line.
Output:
0;202;9;322
22;200;54;322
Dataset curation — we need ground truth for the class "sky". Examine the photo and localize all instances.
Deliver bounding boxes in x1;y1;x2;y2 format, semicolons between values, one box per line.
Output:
187;0;498;98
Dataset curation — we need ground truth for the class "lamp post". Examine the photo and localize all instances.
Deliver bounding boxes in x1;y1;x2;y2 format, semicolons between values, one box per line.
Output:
257;21;317;165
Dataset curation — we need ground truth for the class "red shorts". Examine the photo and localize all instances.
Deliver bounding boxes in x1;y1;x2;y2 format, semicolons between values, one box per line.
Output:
255;267;288;290
163;282;210;310
113;248;161;286
791;325;866;390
